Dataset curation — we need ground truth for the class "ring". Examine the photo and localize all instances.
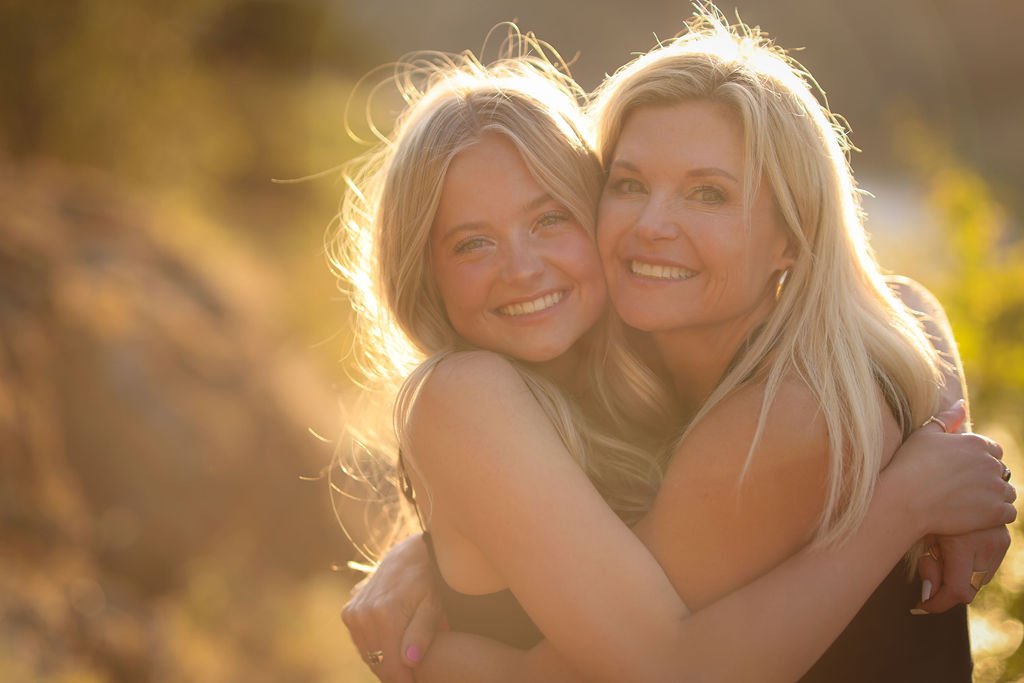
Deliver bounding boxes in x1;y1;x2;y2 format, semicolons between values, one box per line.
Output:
366;650;384;666
1002;463;1012;483
923;545;940;561
922;415;949;433
970;571;988;592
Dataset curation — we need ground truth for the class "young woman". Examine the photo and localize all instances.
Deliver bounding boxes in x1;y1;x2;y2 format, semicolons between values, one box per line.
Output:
334;18;1015;683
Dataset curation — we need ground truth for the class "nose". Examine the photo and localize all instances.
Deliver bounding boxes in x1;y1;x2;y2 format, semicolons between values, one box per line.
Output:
633;195;681;242
501;238;544;283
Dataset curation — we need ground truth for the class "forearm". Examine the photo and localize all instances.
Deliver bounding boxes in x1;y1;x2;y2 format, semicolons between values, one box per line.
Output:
658;472;923;681
419;484;918;683
416;633;581;683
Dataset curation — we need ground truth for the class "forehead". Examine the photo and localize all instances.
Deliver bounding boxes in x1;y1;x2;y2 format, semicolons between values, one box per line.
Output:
615;101;744;169
432;134;548;231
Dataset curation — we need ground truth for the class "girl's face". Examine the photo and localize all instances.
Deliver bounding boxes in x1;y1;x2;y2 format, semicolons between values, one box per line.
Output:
430;132;607;364
597;100;793;338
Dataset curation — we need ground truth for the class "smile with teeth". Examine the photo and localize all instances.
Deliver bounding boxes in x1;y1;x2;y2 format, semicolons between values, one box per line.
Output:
498;291;565;317
631;260;697;280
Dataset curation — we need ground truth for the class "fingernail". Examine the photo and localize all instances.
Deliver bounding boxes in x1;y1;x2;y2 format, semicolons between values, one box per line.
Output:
921;580;933;602
405;644;422;664
910;608;929;616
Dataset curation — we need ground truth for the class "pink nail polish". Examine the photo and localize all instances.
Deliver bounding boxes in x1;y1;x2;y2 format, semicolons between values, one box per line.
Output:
406;644;422;664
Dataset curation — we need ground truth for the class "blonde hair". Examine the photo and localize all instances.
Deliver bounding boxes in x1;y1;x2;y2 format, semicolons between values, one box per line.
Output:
330;31;676;556
591;9;945;546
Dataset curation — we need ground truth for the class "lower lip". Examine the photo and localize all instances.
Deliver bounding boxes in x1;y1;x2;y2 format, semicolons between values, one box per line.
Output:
496;292;569;323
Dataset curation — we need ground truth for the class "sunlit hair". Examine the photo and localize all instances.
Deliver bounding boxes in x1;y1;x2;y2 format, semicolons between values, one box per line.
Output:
330;30;676;557
590;8;945;546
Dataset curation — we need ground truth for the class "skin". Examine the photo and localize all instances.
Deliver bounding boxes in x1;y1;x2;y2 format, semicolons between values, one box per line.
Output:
599;102;793;404
343;108;1015;683
430;133;606;381
595;101;878;608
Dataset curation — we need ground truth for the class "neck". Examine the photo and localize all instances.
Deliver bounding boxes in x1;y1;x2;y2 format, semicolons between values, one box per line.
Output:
653;297;776;412
528;344;587;395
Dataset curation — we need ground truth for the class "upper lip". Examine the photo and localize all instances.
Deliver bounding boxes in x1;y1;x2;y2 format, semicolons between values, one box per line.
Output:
624;254;697;271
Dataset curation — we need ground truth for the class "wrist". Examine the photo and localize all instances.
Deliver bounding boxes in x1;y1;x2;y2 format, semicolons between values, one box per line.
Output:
874;467;929;543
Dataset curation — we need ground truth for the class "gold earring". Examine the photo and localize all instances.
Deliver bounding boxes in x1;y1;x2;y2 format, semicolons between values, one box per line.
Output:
775;269;790;301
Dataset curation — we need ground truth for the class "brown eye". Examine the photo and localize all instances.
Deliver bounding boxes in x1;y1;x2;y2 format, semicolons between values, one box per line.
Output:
608;177;646;195
535;211;570;231
692;186;725;204
454;236;491;253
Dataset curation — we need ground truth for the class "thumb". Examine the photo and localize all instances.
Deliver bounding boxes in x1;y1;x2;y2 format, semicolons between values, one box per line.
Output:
929;399;966;433
401;590;444;667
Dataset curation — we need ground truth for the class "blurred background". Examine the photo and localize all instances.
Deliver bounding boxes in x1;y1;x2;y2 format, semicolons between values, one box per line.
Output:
1;0;1021;681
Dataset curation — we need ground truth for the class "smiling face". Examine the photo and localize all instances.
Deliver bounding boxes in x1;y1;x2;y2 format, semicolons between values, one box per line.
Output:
430;132;607;364
597;100;793;339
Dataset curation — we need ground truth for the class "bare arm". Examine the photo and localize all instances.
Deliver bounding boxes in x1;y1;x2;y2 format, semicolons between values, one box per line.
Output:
888;275;967;414
407;353;1012;682
889;276;1011;611
418;403;1013;682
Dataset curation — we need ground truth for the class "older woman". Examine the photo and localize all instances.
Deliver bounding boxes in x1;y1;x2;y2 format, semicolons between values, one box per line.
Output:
336;13;1014;683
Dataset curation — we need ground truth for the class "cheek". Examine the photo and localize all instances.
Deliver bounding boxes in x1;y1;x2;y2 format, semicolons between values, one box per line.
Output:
433;263;485;327
564;238;607;291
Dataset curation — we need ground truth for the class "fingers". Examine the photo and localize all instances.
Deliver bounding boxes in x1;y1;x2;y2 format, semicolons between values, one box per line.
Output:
920;541;976;613
924;400;966;433
401;589;444;666
343;598;416;683
918;528;1011;614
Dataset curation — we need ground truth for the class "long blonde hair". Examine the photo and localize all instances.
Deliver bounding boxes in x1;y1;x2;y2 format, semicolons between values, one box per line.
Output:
330;32;675;552
591;9;945;546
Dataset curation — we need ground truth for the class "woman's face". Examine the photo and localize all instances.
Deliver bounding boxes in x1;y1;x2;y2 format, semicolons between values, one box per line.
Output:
430;132;607;363
597;100;793;337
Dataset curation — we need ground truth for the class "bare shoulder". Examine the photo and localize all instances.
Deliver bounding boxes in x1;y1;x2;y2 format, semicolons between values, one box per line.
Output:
425;349;525;390
644;375;831;607
413;350;529;413
405;350;553;479
886;275;949;321
671;375;830;481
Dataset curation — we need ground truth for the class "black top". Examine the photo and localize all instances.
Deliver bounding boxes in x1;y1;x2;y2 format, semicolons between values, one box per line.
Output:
422;532;543;650
423;530;971;677
800;560;972;681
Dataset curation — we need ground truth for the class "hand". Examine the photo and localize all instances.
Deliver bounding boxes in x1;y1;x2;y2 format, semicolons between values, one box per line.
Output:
915;526;1012;613
342;534;443;682
888;402;1016;537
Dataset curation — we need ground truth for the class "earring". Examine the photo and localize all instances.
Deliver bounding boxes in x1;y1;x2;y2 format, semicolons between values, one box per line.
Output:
775;269;790;301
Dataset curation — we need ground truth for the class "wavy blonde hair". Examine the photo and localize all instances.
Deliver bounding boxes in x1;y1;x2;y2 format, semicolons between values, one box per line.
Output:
330;32;676;555
590;9;945;546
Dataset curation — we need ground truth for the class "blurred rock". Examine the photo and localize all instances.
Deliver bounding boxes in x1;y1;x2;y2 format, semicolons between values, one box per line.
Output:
0;159;348;681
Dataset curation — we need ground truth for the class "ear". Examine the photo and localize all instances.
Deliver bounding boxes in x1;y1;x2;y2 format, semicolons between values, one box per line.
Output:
776;238;798;271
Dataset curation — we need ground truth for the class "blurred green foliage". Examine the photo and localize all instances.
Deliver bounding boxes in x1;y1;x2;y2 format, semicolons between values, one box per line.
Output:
883;115;1024;683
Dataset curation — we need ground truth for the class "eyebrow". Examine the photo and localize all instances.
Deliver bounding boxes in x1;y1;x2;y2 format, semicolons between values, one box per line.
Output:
436;192;556;243
609;159;739;183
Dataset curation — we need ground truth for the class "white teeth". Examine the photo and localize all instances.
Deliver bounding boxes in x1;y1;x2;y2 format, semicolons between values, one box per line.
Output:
499;291;565;317
631;261;696;280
